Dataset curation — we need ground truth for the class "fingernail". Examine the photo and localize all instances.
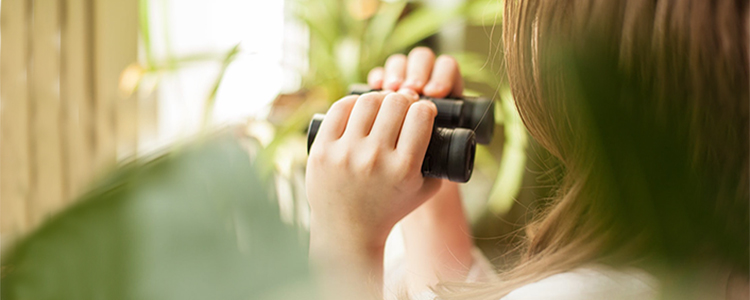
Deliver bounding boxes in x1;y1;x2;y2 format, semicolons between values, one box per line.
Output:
397;88;419;101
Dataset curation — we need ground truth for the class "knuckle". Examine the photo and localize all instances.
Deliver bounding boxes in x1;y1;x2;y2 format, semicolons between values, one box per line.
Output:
355;153;380;174
393;159;416;182
399;152;419;170
383;93;411;108
359;91;383;101
410;47;435;59
331;148;352;168
437;55;458;69
437;54;456;64
308;148;327;165
339;94;360;102
386;54;406;65
332;155;350;169
368;67;383;77
330;95;357;111
358;92;384;106
410;101;438;119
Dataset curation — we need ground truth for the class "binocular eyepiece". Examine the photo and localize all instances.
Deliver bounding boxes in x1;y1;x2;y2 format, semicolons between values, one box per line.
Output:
307;114;476;183
348;84;495;144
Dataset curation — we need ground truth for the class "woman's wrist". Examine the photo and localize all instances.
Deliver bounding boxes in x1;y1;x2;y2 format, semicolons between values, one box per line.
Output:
400;181;475;289
309;212;392;250
404;181;462;220
309;224;386;268
309;214;387;299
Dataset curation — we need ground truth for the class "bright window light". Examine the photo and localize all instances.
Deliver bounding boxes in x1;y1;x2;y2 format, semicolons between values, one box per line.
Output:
145;0;300;150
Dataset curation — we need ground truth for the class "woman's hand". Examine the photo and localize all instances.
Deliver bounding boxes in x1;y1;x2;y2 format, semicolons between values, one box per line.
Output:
306;90;442;245
306;89;442;299
369;48;475;292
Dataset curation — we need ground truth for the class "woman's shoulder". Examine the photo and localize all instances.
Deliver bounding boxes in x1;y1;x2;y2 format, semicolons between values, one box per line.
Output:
501;264;658;300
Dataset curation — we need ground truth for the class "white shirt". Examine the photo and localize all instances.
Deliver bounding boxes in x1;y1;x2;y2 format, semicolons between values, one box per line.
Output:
500;264;658;300
385;249;659;300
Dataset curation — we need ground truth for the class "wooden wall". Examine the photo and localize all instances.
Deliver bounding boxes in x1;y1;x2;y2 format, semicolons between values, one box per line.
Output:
1;0;141;246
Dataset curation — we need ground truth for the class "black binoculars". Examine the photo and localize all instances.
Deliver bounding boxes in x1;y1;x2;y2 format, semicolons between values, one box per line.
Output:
306;86;496;183
348;84;495;144
307;114;476;182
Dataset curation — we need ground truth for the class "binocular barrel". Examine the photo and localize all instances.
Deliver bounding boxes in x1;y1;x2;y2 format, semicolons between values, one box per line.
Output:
307;114;475;183
349;84;495;144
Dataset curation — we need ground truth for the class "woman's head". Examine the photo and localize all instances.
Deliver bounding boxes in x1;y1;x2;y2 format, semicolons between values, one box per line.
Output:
440;0;748;298
505;0;748;258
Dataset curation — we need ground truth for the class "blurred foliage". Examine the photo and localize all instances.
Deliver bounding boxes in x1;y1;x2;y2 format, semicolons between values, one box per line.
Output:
290;0;526;215
1;132;315;300
487;88;528;214
121;0;241;127
293;0;505;99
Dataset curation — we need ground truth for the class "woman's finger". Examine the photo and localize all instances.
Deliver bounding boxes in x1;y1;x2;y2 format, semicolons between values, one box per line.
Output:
383;54;407;91
397;100;438;168
343;92;385;137
402;47;435;93
424;55;462;98
368;67;385;89
370;91;418;148
316;95;359;141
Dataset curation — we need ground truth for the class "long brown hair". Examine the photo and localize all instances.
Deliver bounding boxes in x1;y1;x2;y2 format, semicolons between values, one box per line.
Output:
438;0;748;298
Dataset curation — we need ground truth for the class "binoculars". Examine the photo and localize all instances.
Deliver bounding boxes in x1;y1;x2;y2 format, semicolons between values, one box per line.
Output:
307;114;476;182
306;85;495;183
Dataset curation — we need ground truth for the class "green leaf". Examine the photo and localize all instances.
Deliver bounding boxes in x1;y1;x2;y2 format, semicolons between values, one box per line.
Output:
292;0;339;46
2;134;315;300
450;51;500;86
384;5;466;54
202;44;241;127
362;1;407;66
465;0;504;26
488;88;528;214
138;0;155;67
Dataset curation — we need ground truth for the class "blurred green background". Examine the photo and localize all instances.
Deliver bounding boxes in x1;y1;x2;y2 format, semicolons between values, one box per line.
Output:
0;0;554;298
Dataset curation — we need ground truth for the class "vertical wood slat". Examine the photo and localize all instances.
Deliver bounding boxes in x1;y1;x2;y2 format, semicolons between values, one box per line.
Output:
29;0;65;227
93;0;138;169
61;0;95;201
1;0;31;243
2;0;142;243
91;0;114;173
113;0;139;159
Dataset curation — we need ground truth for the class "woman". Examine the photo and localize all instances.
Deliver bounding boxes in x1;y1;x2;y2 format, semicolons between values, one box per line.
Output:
306;0;749;299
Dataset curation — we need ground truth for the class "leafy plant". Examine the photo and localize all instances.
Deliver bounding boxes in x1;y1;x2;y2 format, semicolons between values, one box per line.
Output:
1;133;314;300
289;0;526;215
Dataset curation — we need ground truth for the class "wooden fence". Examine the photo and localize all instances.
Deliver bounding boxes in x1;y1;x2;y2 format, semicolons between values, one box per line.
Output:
1;0;146;246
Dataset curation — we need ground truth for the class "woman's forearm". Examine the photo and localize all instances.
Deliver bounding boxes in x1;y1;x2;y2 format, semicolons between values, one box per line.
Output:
401;181;474;291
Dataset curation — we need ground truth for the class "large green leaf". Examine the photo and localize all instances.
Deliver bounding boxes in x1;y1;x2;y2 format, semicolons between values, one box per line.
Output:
1;133;314;300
